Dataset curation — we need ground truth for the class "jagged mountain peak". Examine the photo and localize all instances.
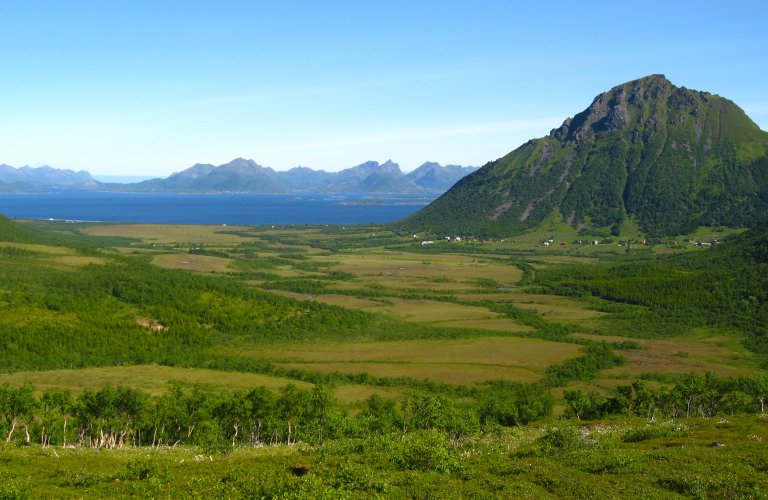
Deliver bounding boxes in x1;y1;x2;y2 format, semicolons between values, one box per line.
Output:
549;74;723;145
400;75;768;237
378;160;402;174
221;157;263;169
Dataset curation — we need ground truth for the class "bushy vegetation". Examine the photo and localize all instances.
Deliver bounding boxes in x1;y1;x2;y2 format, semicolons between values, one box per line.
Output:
2;214;768;496
0;382;767;498
533;227;768;361
564;372;768;421
1;371;766;452
0;245;383;372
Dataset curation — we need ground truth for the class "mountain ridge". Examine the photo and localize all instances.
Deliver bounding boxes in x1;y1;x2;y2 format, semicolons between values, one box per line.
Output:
398;74;768;237
0;160;478;195
0;164;99;191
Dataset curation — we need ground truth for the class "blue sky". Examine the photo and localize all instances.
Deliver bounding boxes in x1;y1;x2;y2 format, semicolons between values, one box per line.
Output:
1;1;766;176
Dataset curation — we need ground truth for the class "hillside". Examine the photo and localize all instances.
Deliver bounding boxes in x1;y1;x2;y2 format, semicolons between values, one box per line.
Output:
530;226;768;360
399;75;768;237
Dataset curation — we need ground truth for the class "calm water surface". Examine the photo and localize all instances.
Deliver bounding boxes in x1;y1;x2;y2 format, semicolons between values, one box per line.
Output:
0;191;434;225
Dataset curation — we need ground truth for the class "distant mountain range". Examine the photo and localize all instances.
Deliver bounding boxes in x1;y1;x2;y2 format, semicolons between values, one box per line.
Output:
400;74;768;237
0;165;100;191
113;159;477;194
0;160;477;195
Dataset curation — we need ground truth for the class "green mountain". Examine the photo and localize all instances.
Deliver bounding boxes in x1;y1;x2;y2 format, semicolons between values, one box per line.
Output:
399;75;768;237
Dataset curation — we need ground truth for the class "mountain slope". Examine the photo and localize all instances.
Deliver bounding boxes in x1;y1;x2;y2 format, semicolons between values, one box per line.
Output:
533;225;768;357
399;75;768;237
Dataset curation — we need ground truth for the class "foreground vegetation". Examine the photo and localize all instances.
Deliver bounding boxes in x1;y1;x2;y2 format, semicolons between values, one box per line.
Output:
1;215;767;496
1;415;766;498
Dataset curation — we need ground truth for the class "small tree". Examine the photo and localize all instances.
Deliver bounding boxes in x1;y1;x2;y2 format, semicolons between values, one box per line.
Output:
0;384;38;444
40;389;73;447
245;386;277;445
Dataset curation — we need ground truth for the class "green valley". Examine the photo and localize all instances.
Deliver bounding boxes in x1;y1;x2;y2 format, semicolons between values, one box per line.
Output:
0;215;767;497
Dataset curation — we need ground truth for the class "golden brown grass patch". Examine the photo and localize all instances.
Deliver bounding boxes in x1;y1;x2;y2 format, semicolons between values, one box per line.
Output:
359;298;501;322
152;253;232;273
432;318;532;332
454;293;522;302
81;223;251;244
279;362;543;385
509;293;602;322
308;294;387;309
333;384;404;403
0;365;311;395
227;337;580;384
574;333;758;378
229;337;580;365
0;242;74;255
601;351;748;378
331;252;522;283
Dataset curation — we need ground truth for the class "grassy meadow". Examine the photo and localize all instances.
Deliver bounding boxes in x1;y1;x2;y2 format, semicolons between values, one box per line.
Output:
20;219;764;393
2;218;767;497
1;416;766;498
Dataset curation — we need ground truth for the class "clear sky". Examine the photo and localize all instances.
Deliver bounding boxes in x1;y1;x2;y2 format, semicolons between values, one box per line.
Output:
1;1;766;176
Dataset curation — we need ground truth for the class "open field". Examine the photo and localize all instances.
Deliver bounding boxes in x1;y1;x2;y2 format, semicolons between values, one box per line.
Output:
575;331;761;378
1;241;79;255
215;337;581;385
220;337;580;366
507;292;604;322
329;251;523;284
80;223;254;244
5;220;765;401
2;218;767;498
152;252;234;273
0;241;107;268
279;361;546;385
355;297;513;324
0;365;312;395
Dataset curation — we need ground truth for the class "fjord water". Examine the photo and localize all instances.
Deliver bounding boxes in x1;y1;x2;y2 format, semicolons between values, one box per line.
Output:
0;191;434;225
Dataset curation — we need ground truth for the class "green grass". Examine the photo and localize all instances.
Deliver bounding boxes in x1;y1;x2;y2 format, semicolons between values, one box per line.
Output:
215;337;582;385
1;218;768;496
0;365;311;395
11;220;766;386
0;416;765;498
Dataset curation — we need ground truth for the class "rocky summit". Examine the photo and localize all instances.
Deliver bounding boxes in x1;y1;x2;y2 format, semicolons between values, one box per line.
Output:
400;75;768;237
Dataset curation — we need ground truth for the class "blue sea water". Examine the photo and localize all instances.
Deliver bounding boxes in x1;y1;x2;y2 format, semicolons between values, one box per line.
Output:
0;191;434;225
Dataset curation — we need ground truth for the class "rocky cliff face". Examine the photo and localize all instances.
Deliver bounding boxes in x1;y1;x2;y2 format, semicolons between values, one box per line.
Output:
399;75;768;237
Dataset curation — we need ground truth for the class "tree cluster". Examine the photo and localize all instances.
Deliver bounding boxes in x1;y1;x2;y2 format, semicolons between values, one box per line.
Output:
564;372;768;420
0;381;552;451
